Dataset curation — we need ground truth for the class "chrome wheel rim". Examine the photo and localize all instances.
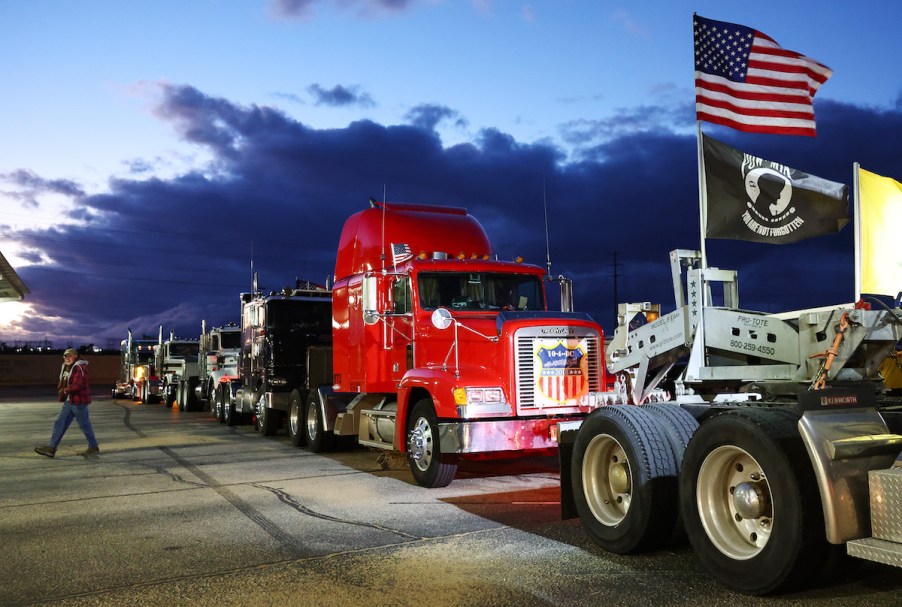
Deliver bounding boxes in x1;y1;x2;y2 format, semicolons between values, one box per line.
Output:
407;416;434;473
697;445;773;560
582;433;631;525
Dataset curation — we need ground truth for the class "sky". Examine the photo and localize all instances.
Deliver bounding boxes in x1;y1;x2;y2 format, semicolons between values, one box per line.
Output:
1;0;901;350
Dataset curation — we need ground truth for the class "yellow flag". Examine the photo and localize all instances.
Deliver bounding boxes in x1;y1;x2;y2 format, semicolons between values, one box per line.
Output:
859;168;902;296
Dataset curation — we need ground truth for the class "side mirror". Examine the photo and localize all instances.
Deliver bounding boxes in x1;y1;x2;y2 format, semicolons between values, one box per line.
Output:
362;275;379;325
431;307;453;330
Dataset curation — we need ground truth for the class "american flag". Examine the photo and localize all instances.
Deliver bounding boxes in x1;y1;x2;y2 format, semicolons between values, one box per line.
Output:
391;242;413;266
694;15;832;137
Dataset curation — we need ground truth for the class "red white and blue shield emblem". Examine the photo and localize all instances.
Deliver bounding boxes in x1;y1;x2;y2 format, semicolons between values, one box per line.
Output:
535;340;588;404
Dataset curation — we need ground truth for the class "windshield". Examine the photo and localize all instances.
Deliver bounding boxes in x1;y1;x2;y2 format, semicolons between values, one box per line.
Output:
168;342;199;359
133;343;156;363
418;272;543;311
218;331;241;349
266;299;332;334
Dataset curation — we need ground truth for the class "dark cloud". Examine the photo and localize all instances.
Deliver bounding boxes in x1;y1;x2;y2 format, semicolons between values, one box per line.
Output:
307;84;375;108
405;104;468;132
1;169;85;210
3;83;901;350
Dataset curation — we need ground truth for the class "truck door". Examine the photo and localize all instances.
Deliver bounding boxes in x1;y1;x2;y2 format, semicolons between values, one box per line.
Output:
389;275;414;382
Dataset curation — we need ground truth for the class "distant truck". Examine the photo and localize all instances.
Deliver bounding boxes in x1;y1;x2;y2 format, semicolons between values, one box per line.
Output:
229;280;333;430
177;321;241;416
111;331;160;402
153;335;200;408
303;199;605;488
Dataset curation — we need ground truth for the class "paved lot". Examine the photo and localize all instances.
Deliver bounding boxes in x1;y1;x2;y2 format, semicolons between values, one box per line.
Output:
2;387;901;606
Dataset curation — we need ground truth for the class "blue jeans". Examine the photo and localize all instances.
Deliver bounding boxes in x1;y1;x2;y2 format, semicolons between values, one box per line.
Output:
50;402;99;449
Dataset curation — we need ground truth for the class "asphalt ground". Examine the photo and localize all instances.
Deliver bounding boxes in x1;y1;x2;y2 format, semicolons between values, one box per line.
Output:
2;387;901;607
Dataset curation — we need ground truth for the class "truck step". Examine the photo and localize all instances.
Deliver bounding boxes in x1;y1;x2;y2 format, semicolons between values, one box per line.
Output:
847;537;902;568
868;467;902;543
357;438;393;450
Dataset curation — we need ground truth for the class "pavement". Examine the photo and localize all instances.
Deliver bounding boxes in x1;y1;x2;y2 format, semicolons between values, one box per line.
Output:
2;387;901;606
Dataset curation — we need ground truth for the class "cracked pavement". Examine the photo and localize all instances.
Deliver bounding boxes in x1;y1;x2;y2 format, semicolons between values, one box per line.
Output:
2;388;901;606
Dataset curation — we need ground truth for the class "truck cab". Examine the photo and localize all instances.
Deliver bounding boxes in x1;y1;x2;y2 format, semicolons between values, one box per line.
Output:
232;282;333;432
309;200;605;487
111;332;159;402
155;337;200;408
196;322;241;419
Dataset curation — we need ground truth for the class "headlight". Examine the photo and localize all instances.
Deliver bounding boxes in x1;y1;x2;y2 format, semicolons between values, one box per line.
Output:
455;387;505;405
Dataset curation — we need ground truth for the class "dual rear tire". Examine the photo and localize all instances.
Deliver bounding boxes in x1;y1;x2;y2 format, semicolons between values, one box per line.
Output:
571;404;834;595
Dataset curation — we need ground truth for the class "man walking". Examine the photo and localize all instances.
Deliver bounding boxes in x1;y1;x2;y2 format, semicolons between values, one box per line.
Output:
35;348;100;458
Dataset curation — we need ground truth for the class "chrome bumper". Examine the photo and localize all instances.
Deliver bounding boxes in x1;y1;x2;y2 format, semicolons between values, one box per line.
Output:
438;417;578;454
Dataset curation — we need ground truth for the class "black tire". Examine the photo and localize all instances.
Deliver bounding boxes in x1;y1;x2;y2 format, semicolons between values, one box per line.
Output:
204;380;215;413
224;396;239;426
164;384;175;408
176;382;186;411
257;403;279;436
640;402;700;546
679;408;829;595
571;405;679;554
144;383;160;405
288;389;308;447
213;384;225;423
304;390;335;452
640;403;699;465
183;377;199;412
406;397;458;488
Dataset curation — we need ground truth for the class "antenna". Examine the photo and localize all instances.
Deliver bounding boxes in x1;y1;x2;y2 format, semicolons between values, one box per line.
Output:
380;188;386;271
543;179;552;277
379;185;387;272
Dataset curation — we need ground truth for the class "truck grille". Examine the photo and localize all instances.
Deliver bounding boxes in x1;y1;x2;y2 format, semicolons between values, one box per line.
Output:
515;328;601;411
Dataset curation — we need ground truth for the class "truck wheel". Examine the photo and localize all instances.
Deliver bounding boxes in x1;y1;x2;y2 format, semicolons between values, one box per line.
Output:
304;391;334;452
257;404;279;436
205;380;214;413
185;377;200;412
406;397;457;488
213;384;225;423
571;405;678;554
640;403;699;465
679;408;829;595
224;397;239;426
288;389;308;447
177;381;187;412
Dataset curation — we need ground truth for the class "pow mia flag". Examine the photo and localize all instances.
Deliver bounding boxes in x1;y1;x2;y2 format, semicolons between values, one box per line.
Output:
702;134;849;244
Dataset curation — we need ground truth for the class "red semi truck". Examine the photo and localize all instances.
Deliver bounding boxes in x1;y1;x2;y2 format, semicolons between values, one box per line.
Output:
298;199;606;487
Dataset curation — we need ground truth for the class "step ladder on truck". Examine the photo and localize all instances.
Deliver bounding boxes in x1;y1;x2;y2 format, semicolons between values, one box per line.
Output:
558;248;902;595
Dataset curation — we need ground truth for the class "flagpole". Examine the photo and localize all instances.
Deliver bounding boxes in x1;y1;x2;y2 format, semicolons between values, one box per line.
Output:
696;121;708;269
853;162;861;302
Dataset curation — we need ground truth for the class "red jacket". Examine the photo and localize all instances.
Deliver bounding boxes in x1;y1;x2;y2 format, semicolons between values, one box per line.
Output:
64;360;92;405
